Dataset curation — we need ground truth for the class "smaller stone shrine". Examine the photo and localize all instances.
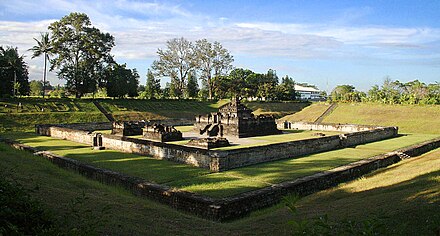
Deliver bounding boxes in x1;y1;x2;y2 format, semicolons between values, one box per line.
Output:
143;124;183;142
195;97;282;138
187;137;230;149
112;121;146;136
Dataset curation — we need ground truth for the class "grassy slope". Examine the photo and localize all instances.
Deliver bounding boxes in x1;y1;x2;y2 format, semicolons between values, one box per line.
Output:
0;98;106;132
281;102;330;122
1;142;438;235
244;101;310;118
0;98;307;132
323;103;440;134
98;99;228;120
4;132;437;198
296;148;440;235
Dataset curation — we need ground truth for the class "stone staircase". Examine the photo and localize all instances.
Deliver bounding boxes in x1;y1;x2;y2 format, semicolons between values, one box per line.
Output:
93;101;115;122
313;103;338;123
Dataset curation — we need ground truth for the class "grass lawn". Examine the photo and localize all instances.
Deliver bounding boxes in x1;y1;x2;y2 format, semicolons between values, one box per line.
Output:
0;141;438;235
323;103;440;134
295;148;440;235
244;101;310;118
282;102;331;122
0;98;99;113
3;131;437;198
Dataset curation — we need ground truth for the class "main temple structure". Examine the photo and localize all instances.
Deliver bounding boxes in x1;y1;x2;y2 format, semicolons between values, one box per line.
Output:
194;98;281;138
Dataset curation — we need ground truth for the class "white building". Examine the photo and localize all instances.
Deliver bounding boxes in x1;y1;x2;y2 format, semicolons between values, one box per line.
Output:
294;84;323;100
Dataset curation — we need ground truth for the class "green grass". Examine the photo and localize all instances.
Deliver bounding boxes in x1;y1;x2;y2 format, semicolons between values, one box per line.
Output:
1;141;438;235
244;101;310;118
213;130;342;150
3;132;437;198
0;98;99;113
323;103;440;134
98;99;223;119
295;148;440;235
282;102;331;122
0;112;107;132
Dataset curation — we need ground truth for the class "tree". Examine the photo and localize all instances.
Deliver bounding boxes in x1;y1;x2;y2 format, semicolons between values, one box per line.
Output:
29;32;52;98
331;85;355;102
48;12;115;98
0;46;29;97
30;80;43;96
144;69;161;99
105;63;139;98
257;69;279;100
274;75;296;101
195;39;233;99
185;72;199;98
229;68;253;98
152;37;198;98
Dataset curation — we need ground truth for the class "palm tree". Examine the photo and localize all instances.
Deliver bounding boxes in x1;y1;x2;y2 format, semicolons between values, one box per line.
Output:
1;46;20;96
29;32;52;97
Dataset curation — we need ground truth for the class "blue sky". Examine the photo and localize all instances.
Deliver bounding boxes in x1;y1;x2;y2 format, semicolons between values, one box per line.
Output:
1;0;439;92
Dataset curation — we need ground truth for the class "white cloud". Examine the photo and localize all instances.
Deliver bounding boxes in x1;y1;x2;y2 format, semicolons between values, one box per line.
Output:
1;0;440;84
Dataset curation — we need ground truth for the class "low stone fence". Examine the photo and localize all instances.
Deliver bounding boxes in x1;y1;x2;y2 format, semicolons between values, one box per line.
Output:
147;118;194;126
35;123;398;172
3;136;439;221
278;121;386;132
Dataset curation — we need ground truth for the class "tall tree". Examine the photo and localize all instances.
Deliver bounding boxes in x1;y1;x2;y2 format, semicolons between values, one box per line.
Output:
48;12;115;98
29;80;43;96
185;72;199;98
105;63;139;98
144;69;161;99
226;68;253;99
274;75;296;101
29;32;52;98
195;39;233;99
0;46;29;97
331;84;355;102
152;37;198;98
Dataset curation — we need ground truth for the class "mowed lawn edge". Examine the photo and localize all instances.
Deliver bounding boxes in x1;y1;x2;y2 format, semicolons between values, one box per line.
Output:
2;131;438;198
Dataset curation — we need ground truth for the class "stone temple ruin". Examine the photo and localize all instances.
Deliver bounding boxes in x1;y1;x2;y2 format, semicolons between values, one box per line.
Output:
195;98;281;138
143;123;183;142
111;120;183;142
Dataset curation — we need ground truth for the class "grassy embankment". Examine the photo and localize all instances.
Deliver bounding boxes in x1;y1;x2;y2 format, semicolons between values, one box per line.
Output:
4;130;437;198
1;100;439;234
1;142;438;235
323;103;440;134
281;102;331;122
0;98;307;132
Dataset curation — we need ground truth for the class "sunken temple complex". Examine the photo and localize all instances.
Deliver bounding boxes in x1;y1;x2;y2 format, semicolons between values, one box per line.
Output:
194;98;281;138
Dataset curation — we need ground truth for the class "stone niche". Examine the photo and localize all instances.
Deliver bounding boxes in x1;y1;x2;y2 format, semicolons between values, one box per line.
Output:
143;124;183;142
111;121;146;136
194;98;281;138
187;137;230;149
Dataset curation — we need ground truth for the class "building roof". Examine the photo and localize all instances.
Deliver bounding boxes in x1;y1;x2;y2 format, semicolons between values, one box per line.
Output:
294;84;320;92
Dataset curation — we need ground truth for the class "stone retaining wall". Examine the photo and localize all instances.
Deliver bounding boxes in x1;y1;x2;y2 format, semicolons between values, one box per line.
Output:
278;121;387;132
3;137;439;221
35;123;398;172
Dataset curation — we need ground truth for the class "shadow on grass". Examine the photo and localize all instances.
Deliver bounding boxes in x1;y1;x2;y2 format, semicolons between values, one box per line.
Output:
297;169;440;235
60;150;209;184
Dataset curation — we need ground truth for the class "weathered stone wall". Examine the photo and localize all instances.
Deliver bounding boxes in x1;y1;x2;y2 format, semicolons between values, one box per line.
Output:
101;134;215;168
278;121;386;132
220;135;341;171
148;118;194;126
35;123;399;171
4;136;439;222
35;122;111;132
340;127;398;147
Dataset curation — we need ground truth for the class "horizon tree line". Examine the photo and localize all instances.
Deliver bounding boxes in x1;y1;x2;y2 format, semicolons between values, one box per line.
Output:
1;12;438;104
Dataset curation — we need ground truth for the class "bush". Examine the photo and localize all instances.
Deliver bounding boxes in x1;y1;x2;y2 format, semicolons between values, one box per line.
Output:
0;173;56;235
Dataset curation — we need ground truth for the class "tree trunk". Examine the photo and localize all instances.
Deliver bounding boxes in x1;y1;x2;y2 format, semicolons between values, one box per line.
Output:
43;53;47;98
208;75;212;100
